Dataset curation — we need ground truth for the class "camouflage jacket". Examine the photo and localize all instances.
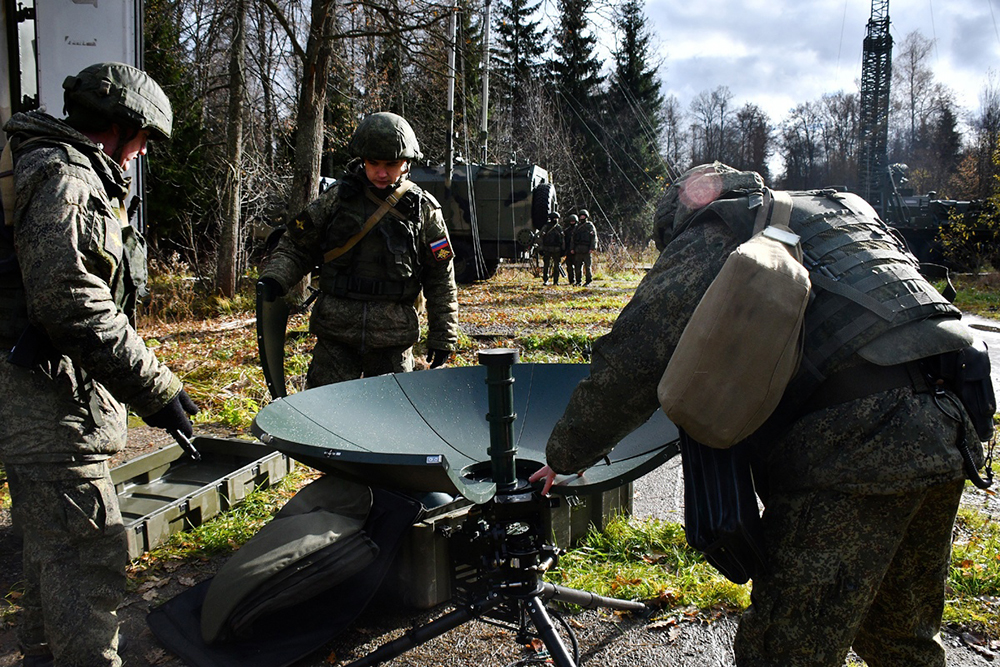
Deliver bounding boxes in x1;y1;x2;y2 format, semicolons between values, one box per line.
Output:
262;163;459;351
0;111;181;465
572;220;597;253
545;215;978;495
541;223;564;253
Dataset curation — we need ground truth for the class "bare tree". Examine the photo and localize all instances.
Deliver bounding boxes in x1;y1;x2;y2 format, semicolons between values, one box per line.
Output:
689;86;734;164
217;0;247;297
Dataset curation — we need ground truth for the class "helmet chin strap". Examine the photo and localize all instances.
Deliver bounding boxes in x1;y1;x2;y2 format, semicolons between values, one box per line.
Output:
111;126;140;168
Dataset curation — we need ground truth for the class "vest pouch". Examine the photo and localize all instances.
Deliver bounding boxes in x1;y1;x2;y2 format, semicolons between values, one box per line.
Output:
658;224;811;448
925;340;996;442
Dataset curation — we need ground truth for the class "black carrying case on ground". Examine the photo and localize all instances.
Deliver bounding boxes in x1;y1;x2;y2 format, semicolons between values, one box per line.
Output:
147;486;423;667
680;431;767;585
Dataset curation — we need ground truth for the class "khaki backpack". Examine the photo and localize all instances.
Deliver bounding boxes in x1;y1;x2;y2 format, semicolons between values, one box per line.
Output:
657;189;811;448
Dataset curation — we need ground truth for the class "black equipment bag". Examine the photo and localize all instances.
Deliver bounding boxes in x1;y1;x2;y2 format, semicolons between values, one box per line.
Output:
680;431;767;585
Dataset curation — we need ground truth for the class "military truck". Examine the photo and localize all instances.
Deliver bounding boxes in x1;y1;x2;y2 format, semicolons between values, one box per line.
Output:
867;164;995;268
408;163;557;283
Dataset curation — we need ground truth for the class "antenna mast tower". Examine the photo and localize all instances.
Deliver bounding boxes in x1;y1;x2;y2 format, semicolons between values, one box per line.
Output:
858;0;893;205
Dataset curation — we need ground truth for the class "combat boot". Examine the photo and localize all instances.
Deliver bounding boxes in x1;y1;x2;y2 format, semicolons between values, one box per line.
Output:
21;657;53;667
19;647;53;667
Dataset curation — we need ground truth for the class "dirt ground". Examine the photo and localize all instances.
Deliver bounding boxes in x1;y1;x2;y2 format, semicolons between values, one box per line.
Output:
2;424;999;667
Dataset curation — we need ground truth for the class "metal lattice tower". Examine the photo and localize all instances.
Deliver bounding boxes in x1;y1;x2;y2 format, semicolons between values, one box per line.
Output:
857;0;893;204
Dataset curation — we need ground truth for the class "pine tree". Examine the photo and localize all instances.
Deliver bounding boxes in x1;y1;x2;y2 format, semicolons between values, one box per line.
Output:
599;0;666;243
551;0;602;126
492;0;547;157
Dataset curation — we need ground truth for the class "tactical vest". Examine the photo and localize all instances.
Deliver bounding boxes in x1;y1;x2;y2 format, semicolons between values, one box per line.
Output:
573;221;596;252
318;175;424;303
542;224;563;252
691;189;965;384
0;137;146;346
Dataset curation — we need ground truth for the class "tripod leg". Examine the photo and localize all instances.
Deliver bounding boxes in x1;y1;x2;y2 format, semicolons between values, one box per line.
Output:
343;601;494;667
525;596;577;667
541;582;648;613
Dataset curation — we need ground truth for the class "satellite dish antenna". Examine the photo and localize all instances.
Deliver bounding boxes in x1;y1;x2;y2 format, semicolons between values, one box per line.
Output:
253;351;679;666
252;358;679;504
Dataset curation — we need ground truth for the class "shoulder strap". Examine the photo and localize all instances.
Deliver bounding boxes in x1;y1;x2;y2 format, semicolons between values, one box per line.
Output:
752;188;793;235
323;180;415;263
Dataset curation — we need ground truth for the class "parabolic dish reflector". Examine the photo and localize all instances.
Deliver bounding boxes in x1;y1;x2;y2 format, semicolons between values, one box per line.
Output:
251;363;679;503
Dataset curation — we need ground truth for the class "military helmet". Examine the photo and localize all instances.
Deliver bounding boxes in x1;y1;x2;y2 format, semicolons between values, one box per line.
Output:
63;62;173;140
548;211;560;220
579;209;590;219
348;112;423;161
567;214;579;223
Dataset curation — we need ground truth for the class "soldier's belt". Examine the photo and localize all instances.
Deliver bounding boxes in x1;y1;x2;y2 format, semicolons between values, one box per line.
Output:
798;359;925;416
319;274;413;302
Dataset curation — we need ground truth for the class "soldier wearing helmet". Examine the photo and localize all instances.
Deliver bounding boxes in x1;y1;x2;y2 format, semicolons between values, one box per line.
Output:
540;212;564;285
259;112;458;385
570;209;598;286
561;214;578;285
0;63;195;667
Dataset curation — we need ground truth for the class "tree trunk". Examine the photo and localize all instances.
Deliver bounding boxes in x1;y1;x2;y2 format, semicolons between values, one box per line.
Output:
286;0;337;303
217;0;246;297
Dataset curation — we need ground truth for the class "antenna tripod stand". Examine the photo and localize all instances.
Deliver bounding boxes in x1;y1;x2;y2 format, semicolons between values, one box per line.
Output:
344;349;649;667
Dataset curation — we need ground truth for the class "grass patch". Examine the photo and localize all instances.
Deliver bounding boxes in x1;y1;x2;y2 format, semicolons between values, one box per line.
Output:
548;515;750;614
949;273;1000;317
944;506;1000;636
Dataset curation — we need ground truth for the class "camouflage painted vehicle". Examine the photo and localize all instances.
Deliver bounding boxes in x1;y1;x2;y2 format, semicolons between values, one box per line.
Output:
408;163;557;283
878;191;993;268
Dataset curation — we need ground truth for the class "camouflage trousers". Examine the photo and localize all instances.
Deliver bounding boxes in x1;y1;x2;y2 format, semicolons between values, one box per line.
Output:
564;255;576;285
541;252;563;284
8;462;126;667
306;336;414;388
571;253;592;284
734;478;965;667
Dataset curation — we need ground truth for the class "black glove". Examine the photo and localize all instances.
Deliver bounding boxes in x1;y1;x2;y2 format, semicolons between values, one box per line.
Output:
427;348;451;369
256;277;285;302
143;389;199;438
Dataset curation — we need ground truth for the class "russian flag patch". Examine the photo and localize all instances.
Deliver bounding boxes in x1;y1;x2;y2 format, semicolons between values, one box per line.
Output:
430;237;453;262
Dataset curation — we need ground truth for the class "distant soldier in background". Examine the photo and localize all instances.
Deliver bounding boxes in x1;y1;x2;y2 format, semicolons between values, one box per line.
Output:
540;212;564;285
258;112;459;386
0;62;197;667
563;213;579;286
571;209;598;286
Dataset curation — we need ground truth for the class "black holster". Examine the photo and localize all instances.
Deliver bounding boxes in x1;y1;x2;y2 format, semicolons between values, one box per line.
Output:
921;342;996;442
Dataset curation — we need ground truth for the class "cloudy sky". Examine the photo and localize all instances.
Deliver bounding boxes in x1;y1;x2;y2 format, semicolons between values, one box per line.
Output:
638;0;1000;125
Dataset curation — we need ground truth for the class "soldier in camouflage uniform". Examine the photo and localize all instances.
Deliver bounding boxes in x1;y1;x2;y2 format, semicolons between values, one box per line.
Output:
258;112;458;386
562;214;578;286
531;163;987;667
570;209;597;285
0;63;197;667
540;212;564;285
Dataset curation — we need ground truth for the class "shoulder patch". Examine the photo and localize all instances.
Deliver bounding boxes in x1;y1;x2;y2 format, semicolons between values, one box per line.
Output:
429;236;453;262
421;189;442;210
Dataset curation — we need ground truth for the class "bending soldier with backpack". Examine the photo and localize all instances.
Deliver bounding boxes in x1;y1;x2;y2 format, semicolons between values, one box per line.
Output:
531;162;993;667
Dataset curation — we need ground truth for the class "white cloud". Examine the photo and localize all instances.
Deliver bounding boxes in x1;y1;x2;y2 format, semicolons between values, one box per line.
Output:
644;0;1000;124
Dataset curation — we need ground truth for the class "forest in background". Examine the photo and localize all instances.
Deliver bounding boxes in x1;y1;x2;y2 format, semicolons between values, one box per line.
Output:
140;0;1000;296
